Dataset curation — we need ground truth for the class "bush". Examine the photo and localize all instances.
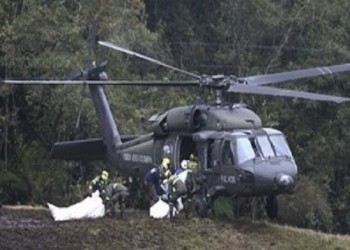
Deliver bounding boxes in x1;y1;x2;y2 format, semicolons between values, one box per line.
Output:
0;168;29;204
213;197;234;219
278;175;333;232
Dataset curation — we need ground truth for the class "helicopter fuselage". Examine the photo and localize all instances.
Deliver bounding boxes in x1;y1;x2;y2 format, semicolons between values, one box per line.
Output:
51;86;297;204
114;104;297;200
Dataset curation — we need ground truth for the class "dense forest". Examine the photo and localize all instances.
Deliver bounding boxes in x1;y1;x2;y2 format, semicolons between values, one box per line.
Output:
1;0;350;233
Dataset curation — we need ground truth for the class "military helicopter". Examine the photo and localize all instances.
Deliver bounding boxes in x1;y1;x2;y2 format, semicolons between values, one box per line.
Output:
4;22;350;219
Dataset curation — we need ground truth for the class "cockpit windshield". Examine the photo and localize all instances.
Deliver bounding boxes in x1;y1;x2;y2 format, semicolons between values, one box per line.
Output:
257;135;275;158
232;130;294;165
269;134;293;158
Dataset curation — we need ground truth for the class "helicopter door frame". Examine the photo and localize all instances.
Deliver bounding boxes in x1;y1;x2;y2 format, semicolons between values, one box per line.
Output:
202;139;222;189
221;139;235;167
177;135;198;170
162;135;179;172
219;138;239;194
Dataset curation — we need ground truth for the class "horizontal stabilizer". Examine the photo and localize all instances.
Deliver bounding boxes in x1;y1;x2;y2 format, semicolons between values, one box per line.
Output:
50;138;106;161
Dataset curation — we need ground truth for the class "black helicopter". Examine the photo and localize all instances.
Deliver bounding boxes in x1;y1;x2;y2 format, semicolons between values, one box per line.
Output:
4;22;350;219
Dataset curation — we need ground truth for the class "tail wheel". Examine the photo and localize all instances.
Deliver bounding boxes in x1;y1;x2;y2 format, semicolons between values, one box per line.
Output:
266;195;278;220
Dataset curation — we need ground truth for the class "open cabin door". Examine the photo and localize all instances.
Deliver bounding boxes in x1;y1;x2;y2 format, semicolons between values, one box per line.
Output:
160;135;179;172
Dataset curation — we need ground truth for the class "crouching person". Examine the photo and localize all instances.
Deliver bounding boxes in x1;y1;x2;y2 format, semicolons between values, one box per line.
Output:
105;183;129;218
88;170;110;201
167;174;187;216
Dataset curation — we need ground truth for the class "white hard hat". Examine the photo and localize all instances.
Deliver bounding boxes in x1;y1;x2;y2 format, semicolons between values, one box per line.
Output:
181;160;188;169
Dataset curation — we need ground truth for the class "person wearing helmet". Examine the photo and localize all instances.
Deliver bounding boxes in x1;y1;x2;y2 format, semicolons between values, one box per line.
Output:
105;182;129;218
163;145;171;155
88;170;110;201
167;174;187;213
144;158;171;206
161;157;171;171
188;154;198;172
175;160;188;175
176;159;197;197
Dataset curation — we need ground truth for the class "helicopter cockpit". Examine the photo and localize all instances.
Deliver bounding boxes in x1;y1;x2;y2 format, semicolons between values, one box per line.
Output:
216;128;297;195
231;128;295;165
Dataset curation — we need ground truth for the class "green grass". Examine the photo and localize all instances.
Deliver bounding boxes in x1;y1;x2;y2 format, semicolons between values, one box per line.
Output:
2;207;350;250
89;215;350;250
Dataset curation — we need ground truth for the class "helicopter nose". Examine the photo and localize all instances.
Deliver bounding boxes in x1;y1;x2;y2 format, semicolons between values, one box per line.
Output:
275;174;295;193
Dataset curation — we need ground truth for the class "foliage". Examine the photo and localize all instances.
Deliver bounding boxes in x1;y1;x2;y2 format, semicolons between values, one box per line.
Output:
0;166;27;204
1;0;350;234
278;175;334;232
0;0;171;204
213;197;235;219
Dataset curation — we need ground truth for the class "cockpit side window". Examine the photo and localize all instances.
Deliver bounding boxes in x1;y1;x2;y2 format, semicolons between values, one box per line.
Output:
222;141;234;166
249;137;261;157
236;137;255;165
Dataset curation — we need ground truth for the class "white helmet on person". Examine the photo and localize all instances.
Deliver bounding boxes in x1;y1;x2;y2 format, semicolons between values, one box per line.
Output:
181;160;188;169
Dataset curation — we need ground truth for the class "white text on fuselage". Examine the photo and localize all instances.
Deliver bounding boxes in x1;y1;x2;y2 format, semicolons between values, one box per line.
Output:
122;153;153;164
221;175;236;184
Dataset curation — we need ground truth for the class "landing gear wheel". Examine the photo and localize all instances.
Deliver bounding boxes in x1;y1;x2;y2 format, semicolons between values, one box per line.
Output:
266;195;278;220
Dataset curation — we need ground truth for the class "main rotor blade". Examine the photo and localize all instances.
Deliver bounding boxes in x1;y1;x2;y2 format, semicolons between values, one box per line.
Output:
228;84;350;103
3;79;199;86
241;63;350;86
98;41;201;79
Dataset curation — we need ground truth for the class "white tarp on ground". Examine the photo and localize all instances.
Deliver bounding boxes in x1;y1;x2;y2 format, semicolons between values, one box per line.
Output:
47;191;105;221
149;198;183;219
150;198;170;219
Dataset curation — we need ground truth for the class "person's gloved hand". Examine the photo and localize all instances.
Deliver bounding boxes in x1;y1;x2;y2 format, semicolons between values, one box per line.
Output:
168;194;174;202
161;194;168;201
